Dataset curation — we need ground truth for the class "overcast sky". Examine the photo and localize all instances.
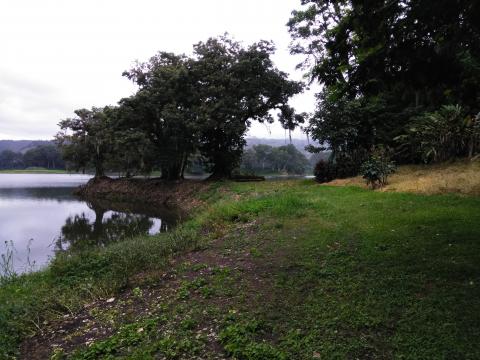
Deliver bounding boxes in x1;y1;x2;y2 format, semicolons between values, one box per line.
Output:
0;0;316;141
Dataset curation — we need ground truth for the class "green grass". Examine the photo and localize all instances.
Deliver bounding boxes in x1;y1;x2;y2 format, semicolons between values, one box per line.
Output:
0;167;69;174
0;223;202;358
1;180;480;359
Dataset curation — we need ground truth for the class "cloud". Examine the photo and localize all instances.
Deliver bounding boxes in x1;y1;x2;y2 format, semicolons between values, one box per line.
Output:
0;69;72;139
0;0;316;140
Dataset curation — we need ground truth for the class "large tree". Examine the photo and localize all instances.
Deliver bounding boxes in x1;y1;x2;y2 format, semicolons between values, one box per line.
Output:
121;53;198;180
289;0;480;164
120;36;303;180
56;107;115;176
191;36;303;179
121;52;198;180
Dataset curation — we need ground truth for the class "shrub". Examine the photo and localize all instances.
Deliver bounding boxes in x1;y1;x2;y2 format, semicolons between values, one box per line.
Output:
360;149;396;188
313;160;336;183
334;153;363;178
396;105;480;163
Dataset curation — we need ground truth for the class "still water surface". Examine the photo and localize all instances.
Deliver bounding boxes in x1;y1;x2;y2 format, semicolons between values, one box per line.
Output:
0;174;178;274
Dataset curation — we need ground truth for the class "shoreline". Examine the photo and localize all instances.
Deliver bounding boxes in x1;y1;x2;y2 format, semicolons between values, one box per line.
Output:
74;176;211;213
2;174;480;358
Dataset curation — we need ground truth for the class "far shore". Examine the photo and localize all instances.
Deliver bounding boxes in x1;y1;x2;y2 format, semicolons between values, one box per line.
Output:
0;168;70;174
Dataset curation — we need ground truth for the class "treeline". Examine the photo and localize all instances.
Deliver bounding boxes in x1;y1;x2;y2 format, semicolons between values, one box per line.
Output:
0;145;65;170
289;0;480;179
56;1;480;182
56;36;304;180
241;144;310;175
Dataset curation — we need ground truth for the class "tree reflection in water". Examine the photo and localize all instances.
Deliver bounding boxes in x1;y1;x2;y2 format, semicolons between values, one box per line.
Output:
55;200;173;253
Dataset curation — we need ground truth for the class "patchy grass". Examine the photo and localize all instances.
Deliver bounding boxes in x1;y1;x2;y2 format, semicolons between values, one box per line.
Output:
1;180;480;359
0;167;76;174
0;168;71;174
0;223;203;358
329;159;480;195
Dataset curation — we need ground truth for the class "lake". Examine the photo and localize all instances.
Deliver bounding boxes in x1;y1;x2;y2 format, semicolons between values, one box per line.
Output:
0;174;179;275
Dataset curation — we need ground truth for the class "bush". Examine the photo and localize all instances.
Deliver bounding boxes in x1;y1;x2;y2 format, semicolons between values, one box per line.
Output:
313;160;337;183
360;149;396;188
396;105;480;163
334;153;364;178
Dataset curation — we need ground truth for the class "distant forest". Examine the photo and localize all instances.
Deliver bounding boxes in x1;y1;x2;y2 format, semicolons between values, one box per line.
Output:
0;139;324;174
0;143;65;170
0;140;52;154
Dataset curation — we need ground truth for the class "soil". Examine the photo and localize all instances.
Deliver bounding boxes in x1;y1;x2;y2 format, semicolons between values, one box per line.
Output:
18;220;273;359
74;176;211;213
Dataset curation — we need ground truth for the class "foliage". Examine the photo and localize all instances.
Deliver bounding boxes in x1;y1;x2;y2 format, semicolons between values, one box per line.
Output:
58;35;302;180
308;150;330;168
0;145;64;170
121;52;197;180
290;0;480;166
396;104;480;163
23;144;65;169
190;36;303;179
0;150;24;169
360;148;396;188
56;107;115;177
313;159;336;183
0;222;200;359
219;317;286;360
241;144;310;175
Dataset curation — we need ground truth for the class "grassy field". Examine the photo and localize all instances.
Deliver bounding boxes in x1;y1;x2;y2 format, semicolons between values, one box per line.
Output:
0;167;69;174
1;180;479;359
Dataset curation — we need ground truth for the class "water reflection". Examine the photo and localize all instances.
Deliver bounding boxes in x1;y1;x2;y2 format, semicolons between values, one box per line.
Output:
0;174;179;274
54;203;172;253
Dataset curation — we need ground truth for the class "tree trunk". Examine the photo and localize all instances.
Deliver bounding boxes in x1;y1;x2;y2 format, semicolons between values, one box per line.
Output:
95;163;104;178
92;208;105;243
180;152;188;179
160;164;182;180
415;90;420;107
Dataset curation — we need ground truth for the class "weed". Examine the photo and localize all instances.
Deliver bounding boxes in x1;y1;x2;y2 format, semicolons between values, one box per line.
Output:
219;316;285;360
132;287;143;299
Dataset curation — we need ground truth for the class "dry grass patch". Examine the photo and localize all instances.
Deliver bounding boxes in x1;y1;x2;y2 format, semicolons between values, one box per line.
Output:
328;159;480;195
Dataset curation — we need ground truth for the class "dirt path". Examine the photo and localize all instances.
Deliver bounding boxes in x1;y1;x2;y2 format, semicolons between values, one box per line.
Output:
19;220;272;359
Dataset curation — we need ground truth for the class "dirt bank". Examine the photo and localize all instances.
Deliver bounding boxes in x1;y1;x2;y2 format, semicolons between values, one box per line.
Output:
74;176;211;213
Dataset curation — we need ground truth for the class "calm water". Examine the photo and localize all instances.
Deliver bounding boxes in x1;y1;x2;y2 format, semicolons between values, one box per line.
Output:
0;174;178;274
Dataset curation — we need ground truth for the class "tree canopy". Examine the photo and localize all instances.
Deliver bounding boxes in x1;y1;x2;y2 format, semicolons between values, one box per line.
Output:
0;145;64;170
241;144;310;175
57;35;302;179
289;0;480;169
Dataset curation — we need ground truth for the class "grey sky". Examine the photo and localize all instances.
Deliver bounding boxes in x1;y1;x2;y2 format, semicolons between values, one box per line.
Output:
0;0;315;140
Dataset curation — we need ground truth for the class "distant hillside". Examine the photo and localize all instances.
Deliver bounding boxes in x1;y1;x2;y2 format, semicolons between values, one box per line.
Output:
0;140;53;154
0;138;319;157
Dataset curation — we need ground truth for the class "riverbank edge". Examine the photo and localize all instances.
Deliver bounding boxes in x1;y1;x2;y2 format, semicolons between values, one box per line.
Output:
2;179;480;358
74;176;212;213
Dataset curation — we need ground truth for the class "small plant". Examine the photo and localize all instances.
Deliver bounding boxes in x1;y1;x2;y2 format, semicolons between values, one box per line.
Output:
132;287;143;299
219;317;286;360
360;148;396;188
0;241;16;283
50;347;65;360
